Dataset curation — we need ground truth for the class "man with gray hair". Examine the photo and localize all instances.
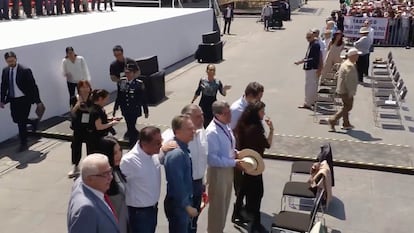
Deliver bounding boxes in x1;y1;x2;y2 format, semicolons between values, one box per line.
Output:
67;154;120;233
162;104;208;233
206;100;245;233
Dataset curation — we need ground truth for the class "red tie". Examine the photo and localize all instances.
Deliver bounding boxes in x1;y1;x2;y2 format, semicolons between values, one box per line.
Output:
104;194;118;221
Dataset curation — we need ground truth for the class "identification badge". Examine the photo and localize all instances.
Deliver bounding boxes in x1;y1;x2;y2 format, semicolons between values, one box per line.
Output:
81;113;90;123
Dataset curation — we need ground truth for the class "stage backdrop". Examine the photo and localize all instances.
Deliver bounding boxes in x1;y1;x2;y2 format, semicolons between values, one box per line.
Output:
0;8;213;143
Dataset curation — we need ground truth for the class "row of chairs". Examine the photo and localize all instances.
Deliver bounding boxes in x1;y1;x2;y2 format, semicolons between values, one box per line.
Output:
371;51;408;127
313;64;342;124
270;144;335;233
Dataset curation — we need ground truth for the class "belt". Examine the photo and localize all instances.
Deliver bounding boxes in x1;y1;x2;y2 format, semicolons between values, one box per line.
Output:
193;178;203;182
128;202;158;210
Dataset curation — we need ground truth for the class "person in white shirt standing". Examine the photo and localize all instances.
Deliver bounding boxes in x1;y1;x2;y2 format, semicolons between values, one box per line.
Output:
120;126;163;233
363;20;375;70
162;104;208;233
62;46;91;106
229;82;264;224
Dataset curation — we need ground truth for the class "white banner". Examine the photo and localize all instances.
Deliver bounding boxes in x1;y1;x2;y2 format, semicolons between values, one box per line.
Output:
343;16;389;40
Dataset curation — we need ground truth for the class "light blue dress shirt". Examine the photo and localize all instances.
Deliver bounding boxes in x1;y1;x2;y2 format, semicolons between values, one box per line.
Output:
206;118;236;167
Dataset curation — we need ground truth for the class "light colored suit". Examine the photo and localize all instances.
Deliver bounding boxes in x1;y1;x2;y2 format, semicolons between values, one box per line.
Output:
67;179;120;233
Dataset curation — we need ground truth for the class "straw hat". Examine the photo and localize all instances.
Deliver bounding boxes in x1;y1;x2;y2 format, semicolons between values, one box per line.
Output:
238;149;265;176
359;27;370;34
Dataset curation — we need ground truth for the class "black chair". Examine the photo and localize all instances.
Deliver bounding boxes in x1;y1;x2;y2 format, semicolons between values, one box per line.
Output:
195;41;223;63
202;31;220;44
289;143;335;187
195;30;223;63
136;56;166;105
271;190;325;233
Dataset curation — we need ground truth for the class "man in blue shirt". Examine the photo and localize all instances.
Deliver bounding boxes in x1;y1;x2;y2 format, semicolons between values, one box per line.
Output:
164;115;198;233
206;100;245;233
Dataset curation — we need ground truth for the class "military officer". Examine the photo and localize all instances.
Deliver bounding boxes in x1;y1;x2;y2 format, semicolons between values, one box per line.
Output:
114;61;149;148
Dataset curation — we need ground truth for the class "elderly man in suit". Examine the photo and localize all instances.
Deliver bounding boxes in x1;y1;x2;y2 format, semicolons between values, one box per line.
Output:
328;48;360;132
67;153;120;233
1;51;43;151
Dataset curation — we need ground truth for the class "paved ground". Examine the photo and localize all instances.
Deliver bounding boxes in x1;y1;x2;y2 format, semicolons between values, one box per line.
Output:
1;0;414;232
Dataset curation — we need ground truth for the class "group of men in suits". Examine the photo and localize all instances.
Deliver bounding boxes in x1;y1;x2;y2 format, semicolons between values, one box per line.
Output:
0;51;44;151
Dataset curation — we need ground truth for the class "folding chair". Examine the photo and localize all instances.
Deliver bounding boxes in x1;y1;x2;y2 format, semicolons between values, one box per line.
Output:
372;60;395;76
271;190;325;233
374;78;404;99
372;51;392;65
373;86;407;127
289;143;334;185
280;175;324;211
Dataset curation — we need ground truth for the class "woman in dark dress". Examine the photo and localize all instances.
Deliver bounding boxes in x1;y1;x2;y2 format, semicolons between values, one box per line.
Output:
191;64;231;128
68;80;92;178
234;101;274;233
87;89;120;153
96;136;129;233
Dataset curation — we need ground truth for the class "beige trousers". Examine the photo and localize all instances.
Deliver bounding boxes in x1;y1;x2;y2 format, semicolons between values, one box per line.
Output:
207;167;234;233
304;69;319;106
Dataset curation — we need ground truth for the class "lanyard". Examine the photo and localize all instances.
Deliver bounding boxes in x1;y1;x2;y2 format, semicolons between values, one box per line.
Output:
214;119;233;148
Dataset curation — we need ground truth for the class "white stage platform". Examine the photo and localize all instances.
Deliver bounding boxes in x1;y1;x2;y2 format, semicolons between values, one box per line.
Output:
0;7;213;142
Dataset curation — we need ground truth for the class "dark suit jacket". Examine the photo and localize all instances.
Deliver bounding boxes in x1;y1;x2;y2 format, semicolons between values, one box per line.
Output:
223;7;234;19
1;64;41;104
67;179;120;233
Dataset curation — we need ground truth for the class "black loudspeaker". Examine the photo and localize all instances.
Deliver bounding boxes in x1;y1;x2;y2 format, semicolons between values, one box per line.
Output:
202;31;220;44
136;55;159;75
195;41;223;63
136;56;166;105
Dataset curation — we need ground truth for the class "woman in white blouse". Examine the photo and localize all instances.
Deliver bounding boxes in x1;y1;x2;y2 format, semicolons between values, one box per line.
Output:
62;47;91;106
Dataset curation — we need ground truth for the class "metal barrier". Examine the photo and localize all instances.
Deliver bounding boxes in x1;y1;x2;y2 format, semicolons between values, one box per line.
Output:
375;18;414;47
346;17;414;47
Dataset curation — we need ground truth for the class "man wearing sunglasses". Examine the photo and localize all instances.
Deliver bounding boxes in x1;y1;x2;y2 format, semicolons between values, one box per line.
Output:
67;154;120;233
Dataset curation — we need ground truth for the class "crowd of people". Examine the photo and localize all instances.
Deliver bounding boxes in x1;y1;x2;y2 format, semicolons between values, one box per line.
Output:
66;77;274;233
0;0;113;20
337;0;414;45
0;42;276;232
294;10;375;131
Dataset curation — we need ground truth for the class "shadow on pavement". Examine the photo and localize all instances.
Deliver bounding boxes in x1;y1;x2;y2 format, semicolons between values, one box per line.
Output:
15;151;47;169
335;129;382;141
325;196;346;220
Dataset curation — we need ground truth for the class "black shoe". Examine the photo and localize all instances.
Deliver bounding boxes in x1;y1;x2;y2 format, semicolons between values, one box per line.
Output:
31;119;39;132
232;209;248;225
250;224;268;233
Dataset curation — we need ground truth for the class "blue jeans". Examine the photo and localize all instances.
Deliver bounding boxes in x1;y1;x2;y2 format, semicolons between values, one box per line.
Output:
164;197;190;233
189;179;203;233
128;205;158;233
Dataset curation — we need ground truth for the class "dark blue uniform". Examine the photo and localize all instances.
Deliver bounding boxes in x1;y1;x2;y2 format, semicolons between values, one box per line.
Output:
115;77;148;147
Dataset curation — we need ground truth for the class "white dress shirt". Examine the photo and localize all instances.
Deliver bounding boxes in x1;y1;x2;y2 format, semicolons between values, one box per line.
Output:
120;145;161;207
8;66;24;98
230;96;248;130
62;56;91;84
162;128;208;181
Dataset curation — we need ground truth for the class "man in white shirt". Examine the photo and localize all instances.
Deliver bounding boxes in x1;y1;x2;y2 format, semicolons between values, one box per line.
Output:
67;154;119;233
162;104;208;233
229;82;264;224
222;4;234;35
363;20;375;68
120;126;163;233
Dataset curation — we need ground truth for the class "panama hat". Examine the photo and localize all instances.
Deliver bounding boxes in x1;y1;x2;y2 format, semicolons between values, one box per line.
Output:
347;47;363;56
359;27;370;34
238;149;265;176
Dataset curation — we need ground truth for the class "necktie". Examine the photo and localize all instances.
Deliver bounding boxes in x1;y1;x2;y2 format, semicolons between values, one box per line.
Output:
104;194;118;221
9;68;15;98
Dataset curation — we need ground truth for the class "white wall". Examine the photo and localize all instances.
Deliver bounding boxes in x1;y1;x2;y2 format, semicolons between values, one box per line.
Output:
0;9;213;142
